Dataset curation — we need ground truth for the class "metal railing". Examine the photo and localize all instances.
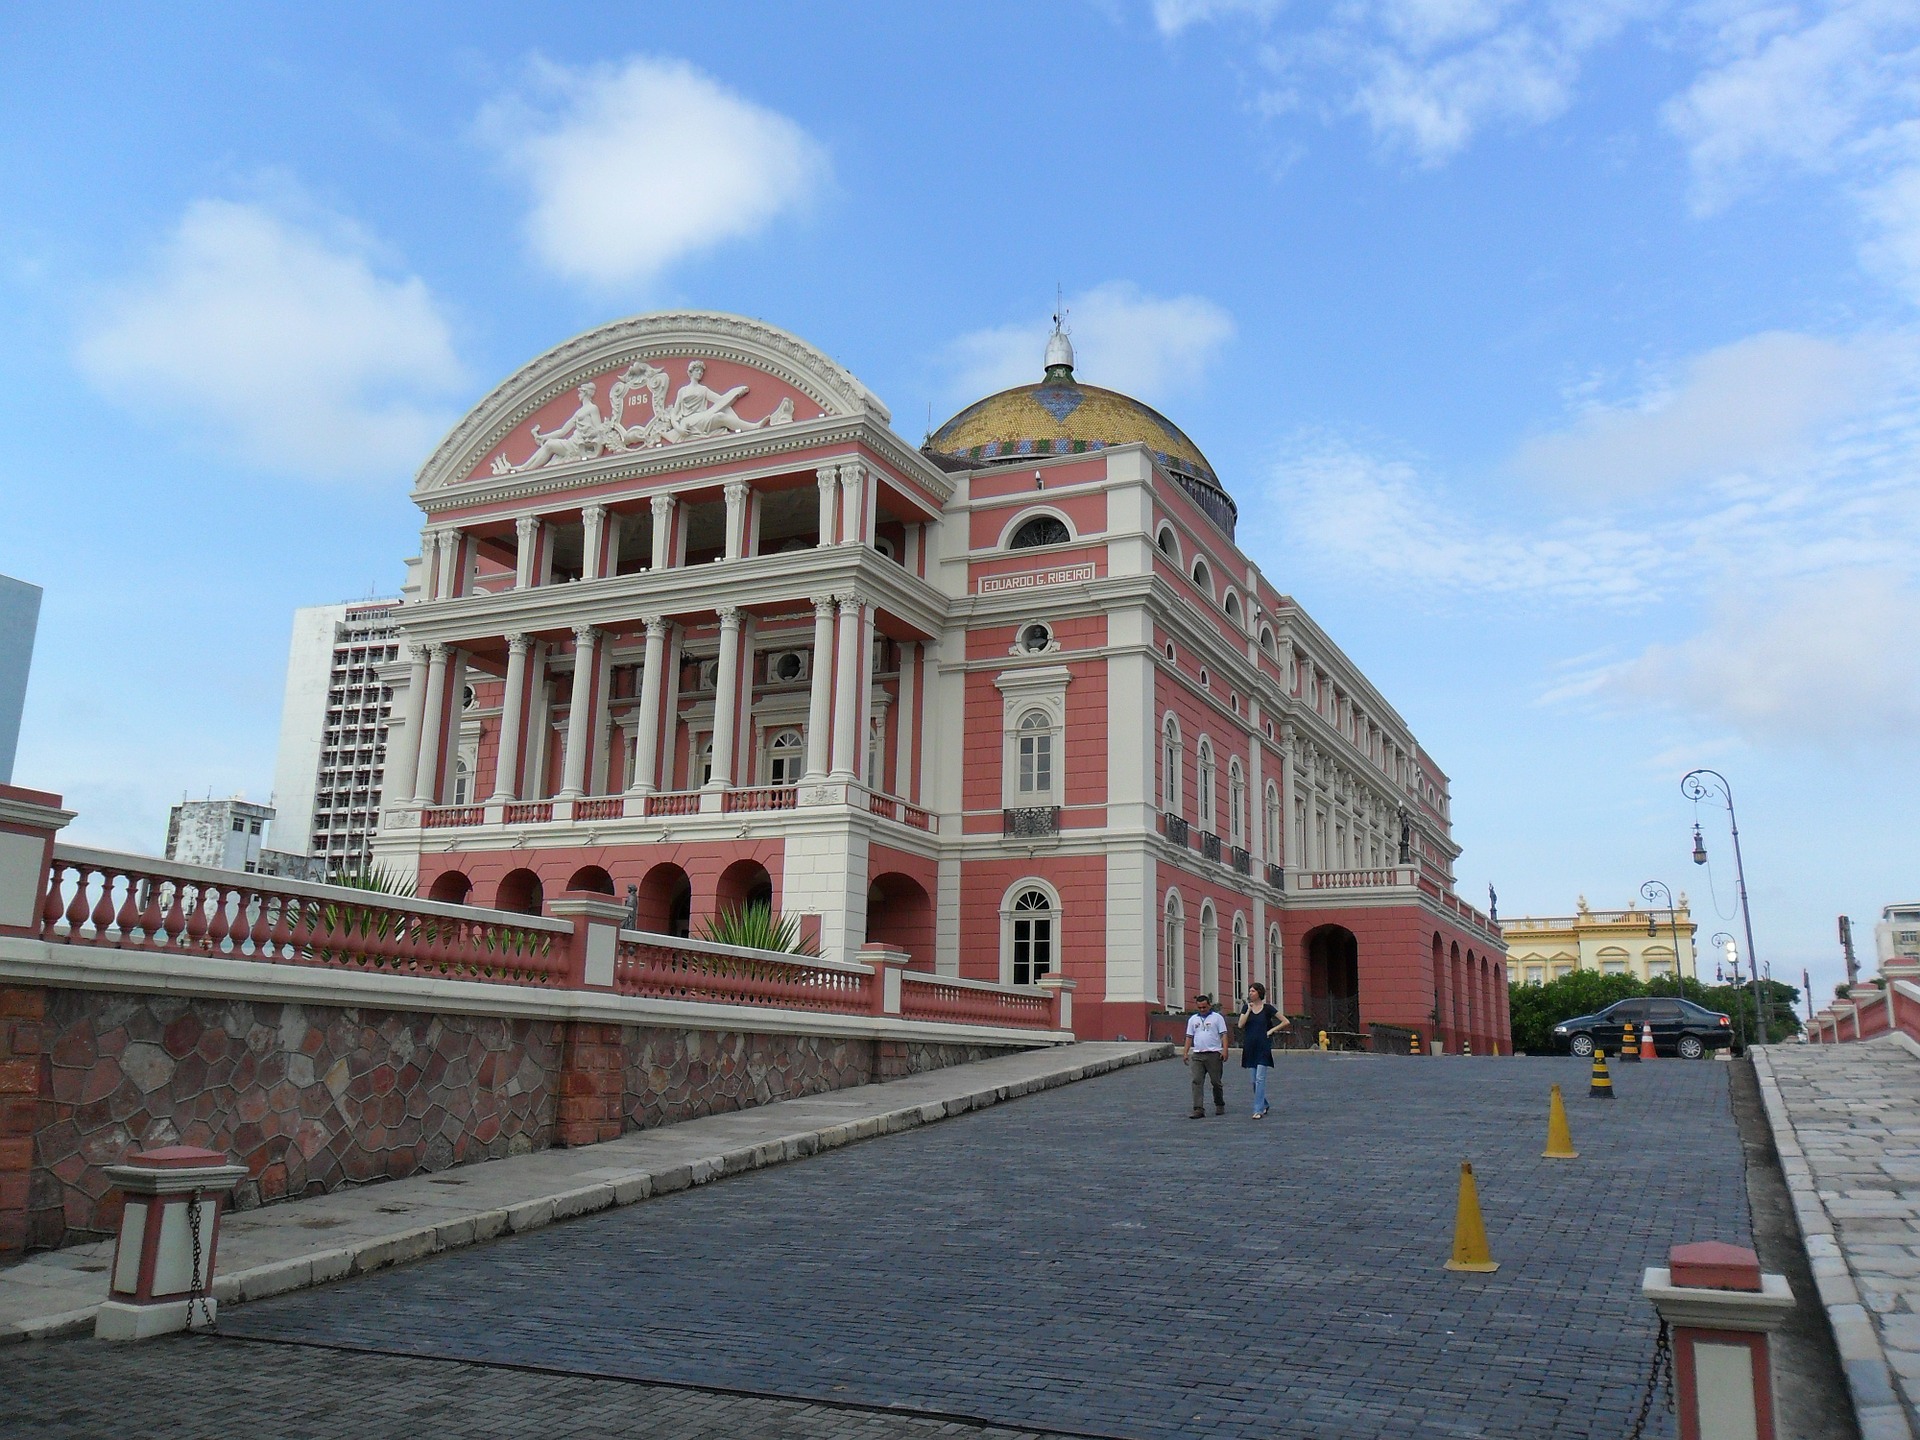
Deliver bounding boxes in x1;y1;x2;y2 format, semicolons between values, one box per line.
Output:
1199;831;1222;863
1163;814;1190;847
1003;806;1061;838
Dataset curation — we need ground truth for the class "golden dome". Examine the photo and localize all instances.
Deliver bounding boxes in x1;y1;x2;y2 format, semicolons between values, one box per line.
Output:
924;344;1235;532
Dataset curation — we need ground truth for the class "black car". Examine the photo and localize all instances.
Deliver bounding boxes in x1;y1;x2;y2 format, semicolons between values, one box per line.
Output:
1552;997;1734;1060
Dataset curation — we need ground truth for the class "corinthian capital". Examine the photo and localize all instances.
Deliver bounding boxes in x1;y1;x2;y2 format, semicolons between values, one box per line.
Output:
650;492;678;518
571;624;601;646
507;633;533;656
716;605;742;629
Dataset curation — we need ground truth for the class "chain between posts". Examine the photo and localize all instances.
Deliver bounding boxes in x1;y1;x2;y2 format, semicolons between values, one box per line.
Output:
186;1187;215;1331
1624;1321;1673;1439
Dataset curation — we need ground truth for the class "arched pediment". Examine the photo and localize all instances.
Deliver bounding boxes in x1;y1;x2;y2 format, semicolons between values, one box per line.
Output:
415;310;890;492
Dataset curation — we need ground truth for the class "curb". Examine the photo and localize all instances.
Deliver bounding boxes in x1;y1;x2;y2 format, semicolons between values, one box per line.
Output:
3;1043;1171;1344
1750;1045;1917;1440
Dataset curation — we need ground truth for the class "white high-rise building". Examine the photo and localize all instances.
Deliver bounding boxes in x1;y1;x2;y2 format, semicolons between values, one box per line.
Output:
0;573;42;785
269;600;401;873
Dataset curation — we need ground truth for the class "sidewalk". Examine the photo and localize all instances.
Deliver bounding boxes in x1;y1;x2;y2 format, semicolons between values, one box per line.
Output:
0;1041;1168;1343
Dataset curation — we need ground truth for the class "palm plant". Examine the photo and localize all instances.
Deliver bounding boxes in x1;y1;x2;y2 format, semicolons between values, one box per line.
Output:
701;902;820;956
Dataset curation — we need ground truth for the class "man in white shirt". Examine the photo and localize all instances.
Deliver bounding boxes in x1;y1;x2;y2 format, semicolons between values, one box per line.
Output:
1184;994;1230;1117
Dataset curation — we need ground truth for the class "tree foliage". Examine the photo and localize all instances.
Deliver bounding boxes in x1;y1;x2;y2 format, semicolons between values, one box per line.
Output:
700;902;820;957
1509;971;1803;1054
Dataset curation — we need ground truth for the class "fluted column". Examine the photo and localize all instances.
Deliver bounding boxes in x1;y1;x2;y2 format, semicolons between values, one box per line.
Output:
893;641;918;801
723;480;750;561
707;607;743;790
649;494;677;570
557;625;600;799
830;594;866;778
802;596;835;781
514;516;541;589
490;635;533;801
411;644;451;803
581;504;608;580
386;644;430;803
629;616;668;795
814;467;838;547
838;462;867;544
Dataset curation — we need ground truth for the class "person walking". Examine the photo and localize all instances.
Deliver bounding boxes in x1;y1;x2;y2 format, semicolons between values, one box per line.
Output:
1184;994;1229;1117
1238;983;1287;1118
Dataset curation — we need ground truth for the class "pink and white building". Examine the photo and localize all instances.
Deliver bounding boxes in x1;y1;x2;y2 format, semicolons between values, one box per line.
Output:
371;310;1508;1049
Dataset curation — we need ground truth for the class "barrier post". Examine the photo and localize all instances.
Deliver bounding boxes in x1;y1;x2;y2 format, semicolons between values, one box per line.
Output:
1036;973;1075;1032
1641;1242;1793;1440
95;1146;249;1340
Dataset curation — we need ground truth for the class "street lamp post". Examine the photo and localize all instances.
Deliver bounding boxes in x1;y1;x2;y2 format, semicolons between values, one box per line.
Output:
1683;768;1769;1047
1711;930;1748;1052
1639;880;1688;995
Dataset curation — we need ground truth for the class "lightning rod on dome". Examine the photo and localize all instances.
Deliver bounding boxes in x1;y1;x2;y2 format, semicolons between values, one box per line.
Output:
1044;285;1074;379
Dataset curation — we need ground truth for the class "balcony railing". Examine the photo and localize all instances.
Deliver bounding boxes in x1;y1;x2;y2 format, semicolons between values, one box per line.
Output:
900;971;1053;1029
1266;862;1285;890
420;805;484;829
1198;831;1222;863
1162;813;1190;847
724;785;798;813
1003;806;1062;838
643;791;701;817
573;797;625;821
861;788;933;831
503;802;554;825
1230;846;1252;876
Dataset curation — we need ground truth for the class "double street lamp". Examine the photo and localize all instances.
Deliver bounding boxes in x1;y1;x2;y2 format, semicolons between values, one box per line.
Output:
1710;930;1750;1052
1639;879;1688;994
1684;765;1769;1046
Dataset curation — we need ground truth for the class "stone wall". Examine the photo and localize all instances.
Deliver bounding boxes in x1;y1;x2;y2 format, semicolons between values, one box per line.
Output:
1;982;1038;1253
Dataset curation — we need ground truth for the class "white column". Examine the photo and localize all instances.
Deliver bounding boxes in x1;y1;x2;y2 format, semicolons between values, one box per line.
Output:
514;517;541;589
893;641;918;801
629;616;668;794
557;625;600;799
649;494;677;570
435;530;463;599
838;461;868;544
804;596;835;781
490;634;533;801
707;607;743;789
723;480;750;561
1249;701;1265;867
830;594;863;777
815;467;839;547
411;643;450;804
581;505;608;581
386;644;430;804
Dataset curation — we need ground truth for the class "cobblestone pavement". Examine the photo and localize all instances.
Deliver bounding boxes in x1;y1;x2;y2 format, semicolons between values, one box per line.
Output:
1759;1039;1920;1439
152;1053;1750;1440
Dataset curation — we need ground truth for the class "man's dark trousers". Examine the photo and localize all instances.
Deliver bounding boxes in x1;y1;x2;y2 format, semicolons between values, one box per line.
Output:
1190;1052;1226;1113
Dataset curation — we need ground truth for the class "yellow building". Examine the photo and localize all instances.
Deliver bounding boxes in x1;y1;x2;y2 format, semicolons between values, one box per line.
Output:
1503;896;1697;986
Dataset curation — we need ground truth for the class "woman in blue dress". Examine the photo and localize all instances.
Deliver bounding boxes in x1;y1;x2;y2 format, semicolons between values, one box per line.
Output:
1238;983;1287;1118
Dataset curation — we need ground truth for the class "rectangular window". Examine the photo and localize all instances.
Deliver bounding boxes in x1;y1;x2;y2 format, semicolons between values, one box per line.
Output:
231;818;245;833
1018;733;1051;793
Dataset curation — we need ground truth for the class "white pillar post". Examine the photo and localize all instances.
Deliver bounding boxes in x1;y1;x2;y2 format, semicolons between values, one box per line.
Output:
514;516;541;589
723;480;750;561
838;461;868;544
386;644;430;805
557;625;600;799
649;494;677;571
815;466;839;547
490;634;533;802
435;530;463;599
581;505;608;581
804;596;835;782
630;616;668;795
894;641;918;801
707;607;743;790
411;644;450;804
830;594;863;778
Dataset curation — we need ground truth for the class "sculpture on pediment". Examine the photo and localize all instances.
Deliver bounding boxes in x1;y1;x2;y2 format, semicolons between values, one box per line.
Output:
491;358;798;475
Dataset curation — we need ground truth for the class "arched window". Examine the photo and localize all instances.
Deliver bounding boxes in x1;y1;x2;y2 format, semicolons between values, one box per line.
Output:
1228;759;1246;845
1196;740;1216;831
1016;709;1053;796
1266;923;1283;996
1259;625;1275;655
1192;558;1211;593
698;736;714;787
1161;716;1182;812
1231;914;1249;1003
1007;887;1056;986
452;757;471;805
1008;514;1070;549
1264;782;1282;860
1163;892;1184;1008
1199;903;1219;1000
1224;591;1241;621
766;728;803;785
1156;524;1179;562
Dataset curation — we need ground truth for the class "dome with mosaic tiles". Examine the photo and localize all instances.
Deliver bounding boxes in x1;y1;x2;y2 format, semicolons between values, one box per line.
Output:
924;325;1235;534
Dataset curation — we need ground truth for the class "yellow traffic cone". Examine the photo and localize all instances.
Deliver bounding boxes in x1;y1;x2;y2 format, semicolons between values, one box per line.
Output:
1463;1038;1473;1057
1444;1160;1500;1273
1409;1032;1423;1056
1620;1021;1639;1063
1542;1084;1579;1159
1589;1049;1614;1099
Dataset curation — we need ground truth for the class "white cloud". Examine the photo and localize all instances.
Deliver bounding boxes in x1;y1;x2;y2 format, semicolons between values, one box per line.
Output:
941;282;1235;409
1153;0;1285;36
1595;570;1920;748
73;199;465;482
480;56;828;290
1512;331;1888;495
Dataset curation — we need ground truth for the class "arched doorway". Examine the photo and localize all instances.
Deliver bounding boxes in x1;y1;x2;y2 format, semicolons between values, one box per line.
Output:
495;868;544;916
715;858;774;916
566;865;616;896
1304;925;1360;1039
427;871;472;905
635;862;692;938
866;872;934;968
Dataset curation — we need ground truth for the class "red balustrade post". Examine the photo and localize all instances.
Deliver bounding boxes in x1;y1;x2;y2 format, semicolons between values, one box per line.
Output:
1641;1242;1794;1440
0;784;73;940
856;945;910;1019
548;892;632;993
549;892;634;1149
1037;974;1077;1035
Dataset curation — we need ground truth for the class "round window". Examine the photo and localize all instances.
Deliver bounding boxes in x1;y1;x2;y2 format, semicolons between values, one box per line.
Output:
1020;623;1052;653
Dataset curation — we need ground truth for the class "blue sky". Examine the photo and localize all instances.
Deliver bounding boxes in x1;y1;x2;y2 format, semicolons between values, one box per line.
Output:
3;2;1915;1008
